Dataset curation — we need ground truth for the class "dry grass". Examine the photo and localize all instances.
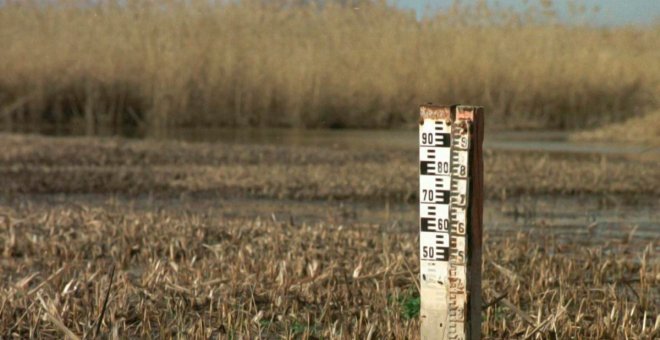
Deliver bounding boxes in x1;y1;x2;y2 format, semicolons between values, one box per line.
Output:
1;0;659;132
0;203;657;338
1;134;658;337
572;110;660;146
1;134;659;201
0;135;660;339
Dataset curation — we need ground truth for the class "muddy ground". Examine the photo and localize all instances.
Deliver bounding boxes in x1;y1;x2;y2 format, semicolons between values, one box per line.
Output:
0;133;658;338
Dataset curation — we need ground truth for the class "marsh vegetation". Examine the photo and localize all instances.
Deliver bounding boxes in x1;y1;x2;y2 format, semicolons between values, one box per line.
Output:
1;134;658;338
1;0;659;133
1;0;659;338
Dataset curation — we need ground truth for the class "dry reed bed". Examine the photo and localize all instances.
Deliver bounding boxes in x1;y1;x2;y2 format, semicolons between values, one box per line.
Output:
1;1;659;131
0;204;657;338
573;109;660;146
1;134;659;200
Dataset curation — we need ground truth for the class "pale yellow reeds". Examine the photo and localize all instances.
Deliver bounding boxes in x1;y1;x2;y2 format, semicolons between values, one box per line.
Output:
0;0;658;132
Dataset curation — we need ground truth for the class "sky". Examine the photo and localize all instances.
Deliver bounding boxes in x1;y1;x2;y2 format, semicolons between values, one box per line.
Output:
395;0;660;26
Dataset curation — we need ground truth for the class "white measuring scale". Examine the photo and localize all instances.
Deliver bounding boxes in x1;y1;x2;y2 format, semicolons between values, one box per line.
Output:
419;105;483;340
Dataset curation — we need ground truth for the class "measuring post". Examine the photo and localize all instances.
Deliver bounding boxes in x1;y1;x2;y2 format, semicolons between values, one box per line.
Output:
419;105;484;340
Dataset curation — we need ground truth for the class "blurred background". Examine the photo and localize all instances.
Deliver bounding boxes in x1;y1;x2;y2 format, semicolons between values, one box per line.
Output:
0;0;658;140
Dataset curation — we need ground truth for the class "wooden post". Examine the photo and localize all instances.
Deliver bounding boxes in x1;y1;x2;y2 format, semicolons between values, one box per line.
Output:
419;104;484;340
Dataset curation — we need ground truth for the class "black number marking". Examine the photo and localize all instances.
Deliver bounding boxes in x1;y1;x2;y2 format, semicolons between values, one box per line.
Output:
421;190;450;204
421;132;450;147
422;234;450;261
421;133;434;145
438;218;449;231
420;160;450;175
450;249;465;263
423;246;435;258
421;217;449;232
437;161;450;174
422;246;449;261
451;222;465;234
422;189;434;201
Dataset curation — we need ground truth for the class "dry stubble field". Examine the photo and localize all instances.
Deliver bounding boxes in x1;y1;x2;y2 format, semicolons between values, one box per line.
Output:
0;134;658;339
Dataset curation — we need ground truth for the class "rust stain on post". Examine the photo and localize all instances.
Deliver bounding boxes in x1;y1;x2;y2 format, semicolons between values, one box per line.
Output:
456;107;475;121
456;105;484;340
420;104;452;122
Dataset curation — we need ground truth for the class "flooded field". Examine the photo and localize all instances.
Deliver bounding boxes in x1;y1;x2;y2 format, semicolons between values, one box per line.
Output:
2;1;659;337
1;131;658;338
3;129;658;239
37;126;660;155
4;192;658;246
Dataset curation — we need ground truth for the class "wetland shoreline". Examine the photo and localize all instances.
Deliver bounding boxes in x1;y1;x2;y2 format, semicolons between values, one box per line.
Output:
0;133;658;338
2;133;659;200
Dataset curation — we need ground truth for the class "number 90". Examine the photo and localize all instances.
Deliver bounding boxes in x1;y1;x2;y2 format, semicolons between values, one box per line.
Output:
421;133;434;145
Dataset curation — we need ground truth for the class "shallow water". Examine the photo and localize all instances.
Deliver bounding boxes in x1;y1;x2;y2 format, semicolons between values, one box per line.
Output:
11;127;659;246
159;128;660;156
37;126;660;155
4;193;657;246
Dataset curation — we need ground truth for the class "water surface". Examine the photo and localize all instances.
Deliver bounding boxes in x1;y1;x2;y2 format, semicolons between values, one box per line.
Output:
160;128;660;156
